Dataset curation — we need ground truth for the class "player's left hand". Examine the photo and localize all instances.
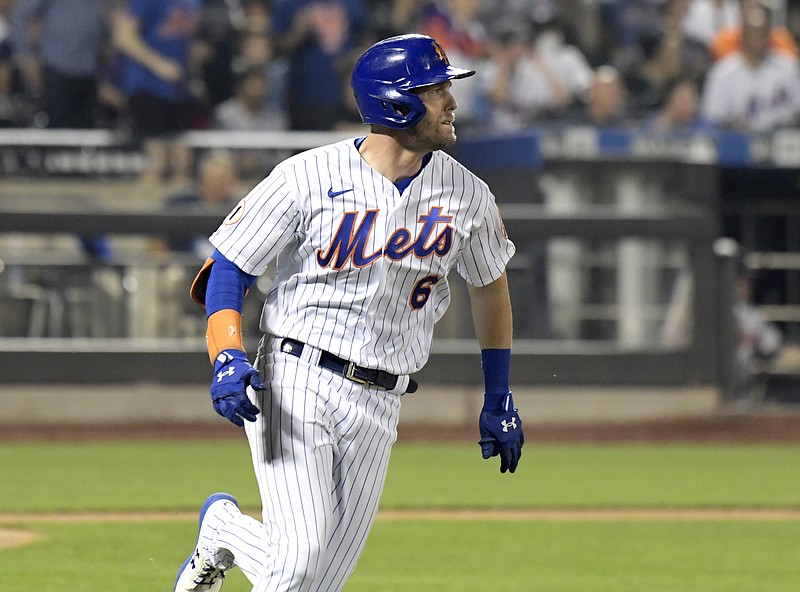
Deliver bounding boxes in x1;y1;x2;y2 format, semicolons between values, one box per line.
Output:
210;349;265;427
479;391;524;473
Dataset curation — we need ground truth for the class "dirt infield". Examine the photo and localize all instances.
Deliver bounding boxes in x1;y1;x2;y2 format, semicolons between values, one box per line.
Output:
1;410;799;443
1;506;799;527
0;508;800;552
0;529;42;550
3;503;800;552
1;506;799;551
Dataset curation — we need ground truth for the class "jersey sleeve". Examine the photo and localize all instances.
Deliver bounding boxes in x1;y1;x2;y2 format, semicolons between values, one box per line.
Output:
456;192;516;287
209;167;301;276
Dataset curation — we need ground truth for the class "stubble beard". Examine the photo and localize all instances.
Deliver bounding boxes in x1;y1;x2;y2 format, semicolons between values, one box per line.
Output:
408;118;457;152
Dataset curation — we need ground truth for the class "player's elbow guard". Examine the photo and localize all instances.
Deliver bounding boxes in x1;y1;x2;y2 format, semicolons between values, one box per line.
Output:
190;250;257;313
190;257;215;307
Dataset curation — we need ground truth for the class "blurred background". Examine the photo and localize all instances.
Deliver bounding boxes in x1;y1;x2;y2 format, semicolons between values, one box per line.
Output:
2;0;800;434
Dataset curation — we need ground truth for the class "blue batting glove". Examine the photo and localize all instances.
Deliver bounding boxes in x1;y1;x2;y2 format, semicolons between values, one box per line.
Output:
210;349;265;427
479;391;524;474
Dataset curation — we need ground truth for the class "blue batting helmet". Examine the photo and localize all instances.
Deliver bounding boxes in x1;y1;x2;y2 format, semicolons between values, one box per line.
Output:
351;34;475;129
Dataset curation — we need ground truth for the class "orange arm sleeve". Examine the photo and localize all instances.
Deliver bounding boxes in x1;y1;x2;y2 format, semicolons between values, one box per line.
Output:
191;258;251;363
206;309;245;364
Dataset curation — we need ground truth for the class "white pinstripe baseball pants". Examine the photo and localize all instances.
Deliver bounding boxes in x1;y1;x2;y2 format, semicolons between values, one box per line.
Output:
212;335;404;592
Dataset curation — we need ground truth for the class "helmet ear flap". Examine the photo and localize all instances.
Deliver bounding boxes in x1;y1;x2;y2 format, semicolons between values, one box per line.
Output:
379;99;408;115
357;87;425;129
381;99;424;119
392;102;412;116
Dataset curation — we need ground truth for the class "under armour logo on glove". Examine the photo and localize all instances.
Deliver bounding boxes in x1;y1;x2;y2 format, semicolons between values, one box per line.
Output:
479;391;524;474
501;417;517;432
210;349;265;427
216;366;236;382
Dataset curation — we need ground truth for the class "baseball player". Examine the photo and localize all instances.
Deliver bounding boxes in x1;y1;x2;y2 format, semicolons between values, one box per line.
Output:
175;33;524;592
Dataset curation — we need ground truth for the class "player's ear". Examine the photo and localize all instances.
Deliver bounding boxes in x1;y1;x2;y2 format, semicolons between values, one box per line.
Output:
190;257;215;307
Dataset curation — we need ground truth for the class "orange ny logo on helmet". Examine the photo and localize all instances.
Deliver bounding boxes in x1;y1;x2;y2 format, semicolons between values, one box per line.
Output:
432;40;450;65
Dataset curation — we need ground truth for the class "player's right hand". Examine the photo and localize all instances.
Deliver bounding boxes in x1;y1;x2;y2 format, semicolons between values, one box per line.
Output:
478;391;524;474
210;349;265;427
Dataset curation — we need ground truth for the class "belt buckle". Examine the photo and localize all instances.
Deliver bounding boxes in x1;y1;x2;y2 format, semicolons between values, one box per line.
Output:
345;361;369;385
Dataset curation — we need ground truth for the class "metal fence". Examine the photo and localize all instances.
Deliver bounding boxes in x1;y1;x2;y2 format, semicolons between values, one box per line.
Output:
0;203;728;389
0;128;759;396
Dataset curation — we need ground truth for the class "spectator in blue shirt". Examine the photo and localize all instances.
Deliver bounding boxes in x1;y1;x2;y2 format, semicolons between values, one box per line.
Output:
11;0;108;128
112;0;201;183
272;0;367;130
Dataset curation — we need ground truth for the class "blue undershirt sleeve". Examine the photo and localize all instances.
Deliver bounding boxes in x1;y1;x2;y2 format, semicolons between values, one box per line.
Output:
205;249;258;316
481;348;511;408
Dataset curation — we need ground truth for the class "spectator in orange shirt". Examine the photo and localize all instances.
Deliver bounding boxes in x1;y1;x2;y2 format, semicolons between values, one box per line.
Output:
711;0;798;60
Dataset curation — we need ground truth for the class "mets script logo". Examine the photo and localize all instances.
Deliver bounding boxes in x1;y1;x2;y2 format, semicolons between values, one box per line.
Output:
316;207;454;270
432;40;450;65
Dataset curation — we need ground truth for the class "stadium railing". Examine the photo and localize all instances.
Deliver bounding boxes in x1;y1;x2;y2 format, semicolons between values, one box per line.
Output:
2;126;796;401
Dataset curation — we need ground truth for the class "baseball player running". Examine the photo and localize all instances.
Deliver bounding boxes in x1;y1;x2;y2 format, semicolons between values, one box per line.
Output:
175;33;524;592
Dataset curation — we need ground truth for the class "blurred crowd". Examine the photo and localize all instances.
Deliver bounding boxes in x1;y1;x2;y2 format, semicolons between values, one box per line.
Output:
0;0;799;144
2;0;799;393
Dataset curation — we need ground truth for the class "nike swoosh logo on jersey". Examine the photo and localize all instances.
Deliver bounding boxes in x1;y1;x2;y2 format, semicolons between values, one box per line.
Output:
328;187;354;198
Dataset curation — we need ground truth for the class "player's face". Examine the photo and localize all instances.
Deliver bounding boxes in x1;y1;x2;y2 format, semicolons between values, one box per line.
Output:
408;81;459;151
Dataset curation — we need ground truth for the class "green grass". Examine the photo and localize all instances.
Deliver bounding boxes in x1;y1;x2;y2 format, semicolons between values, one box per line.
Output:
2;519;798;592
2;441;799;511
0;440;261;512
383;443;800;508
355;520;800;592
1;441;799;591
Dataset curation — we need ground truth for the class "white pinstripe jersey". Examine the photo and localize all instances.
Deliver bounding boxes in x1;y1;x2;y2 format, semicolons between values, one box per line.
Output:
210;138;515;375
701;52;800;132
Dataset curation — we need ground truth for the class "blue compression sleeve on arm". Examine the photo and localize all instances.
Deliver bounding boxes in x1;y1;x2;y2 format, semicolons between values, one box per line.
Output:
205;250;258;316
481;348;511;408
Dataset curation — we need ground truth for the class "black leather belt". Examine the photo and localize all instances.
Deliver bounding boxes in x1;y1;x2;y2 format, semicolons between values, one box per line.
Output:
280;338;417;393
